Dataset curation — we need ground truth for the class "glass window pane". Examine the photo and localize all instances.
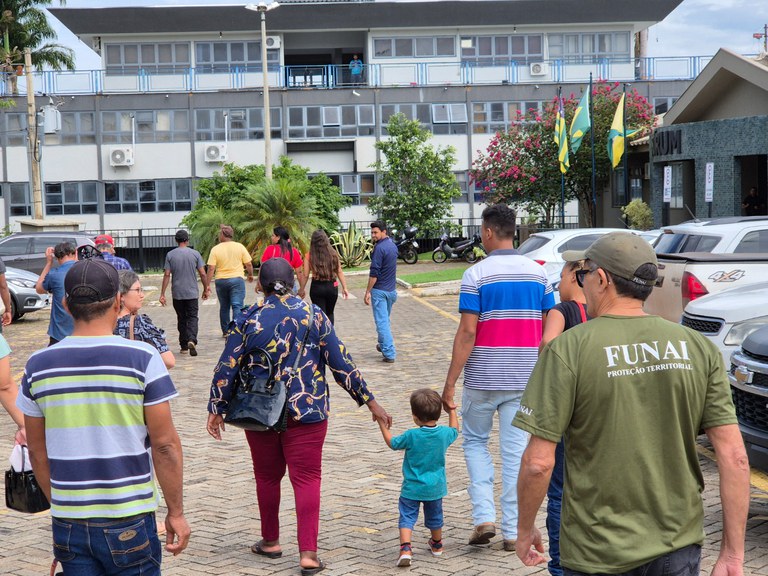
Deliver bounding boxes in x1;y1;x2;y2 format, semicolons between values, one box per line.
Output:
395;38;413;57
306;107;321;126
289;108;303;126
341;175;357;192
415;37;434;57
432;104;450;123
141;44;155;64
81;112;94;132
529;35;542;54
490;103;504;122
374;38;392;58
124;183;138;202
175;180;191;199
124;45;138;64
230;42;244;62
416;104;430;124
175;43;190;64
213;43;228;62
82;182;97;203
582;35;595;54
478;37;492;56
358;105;374;125
247;42;260;61
196;110;211;130
510;36;525;55
597;34;610;53
381;105;395;123
495;37;509;56
196;43;211;63
105;183;120;202
341;106;356;125
156;181;173;200
106;45;121;65
450;103;467;123
614;33;629;53
102;112;117;132
158;44;172;63
436;37;455;56
64;183;79;203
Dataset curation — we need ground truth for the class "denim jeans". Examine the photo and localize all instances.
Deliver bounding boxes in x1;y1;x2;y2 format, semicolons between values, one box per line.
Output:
215;277;246;334
52;512;162;576
461;387;528;540
398;496;444;530
370;288;397;359
563;543;701;576
547;440;565;576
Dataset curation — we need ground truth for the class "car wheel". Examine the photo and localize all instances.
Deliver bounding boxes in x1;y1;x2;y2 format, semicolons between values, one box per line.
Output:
432;251;447;263
10;296;20;321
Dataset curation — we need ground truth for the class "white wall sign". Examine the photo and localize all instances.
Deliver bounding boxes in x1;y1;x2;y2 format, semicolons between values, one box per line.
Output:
663;166;672;203
705;162;714;203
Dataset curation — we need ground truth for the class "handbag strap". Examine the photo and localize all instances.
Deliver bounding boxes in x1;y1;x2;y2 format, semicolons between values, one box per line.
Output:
128;314;136;340
286;309;312;377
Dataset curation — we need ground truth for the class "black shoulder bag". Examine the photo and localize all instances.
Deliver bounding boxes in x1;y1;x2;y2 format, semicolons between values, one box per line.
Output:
5;445;50;514
224;314;311;432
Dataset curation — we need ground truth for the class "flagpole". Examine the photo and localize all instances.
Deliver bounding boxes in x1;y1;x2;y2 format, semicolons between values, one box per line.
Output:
589;73;596;226
623;83;630;227
559;86;565;228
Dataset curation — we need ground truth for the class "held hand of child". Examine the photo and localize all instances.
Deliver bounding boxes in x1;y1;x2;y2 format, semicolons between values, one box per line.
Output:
515;526;547;567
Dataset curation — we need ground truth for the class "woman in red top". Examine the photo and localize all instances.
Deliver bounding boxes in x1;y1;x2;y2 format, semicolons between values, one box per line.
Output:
261;226;304;293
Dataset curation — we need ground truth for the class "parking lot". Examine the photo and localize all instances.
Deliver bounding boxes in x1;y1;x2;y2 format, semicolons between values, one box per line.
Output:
1;273;768;575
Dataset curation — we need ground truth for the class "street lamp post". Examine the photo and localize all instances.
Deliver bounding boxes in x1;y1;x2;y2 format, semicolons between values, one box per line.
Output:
246;1;279;180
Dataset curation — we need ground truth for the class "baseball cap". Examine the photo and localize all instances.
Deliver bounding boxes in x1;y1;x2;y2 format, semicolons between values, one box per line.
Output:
259;257;294;292
64;258;120;304
562;232;658;286
94;233;114;245
175;230;189;243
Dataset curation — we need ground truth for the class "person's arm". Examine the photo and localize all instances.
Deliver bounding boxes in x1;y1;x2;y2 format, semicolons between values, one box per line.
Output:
441;312;478;410
363;275;376;305
378;418;393;448
159;270;171;307
0;274;12;327
206;264;216;287
24;415;51;501
145;401;191;555
706;423;750;576
364;244;381;305
0;359;25;442
197;266;211;300
244;262;254;283
160;350;176;370
299;253;310;294
539;308;565;353
337;261;350;299
447;406;458;431
35;248;55;295
515;435;557;567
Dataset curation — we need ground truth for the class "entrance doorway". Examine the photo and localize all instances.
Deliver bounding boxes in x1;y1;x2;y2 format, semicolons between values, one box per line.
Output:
737;154;768;216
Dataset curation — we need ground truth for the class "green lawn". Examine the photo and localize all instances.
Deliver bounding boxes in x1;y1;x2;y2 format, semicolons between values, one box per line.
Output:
398;267;466;285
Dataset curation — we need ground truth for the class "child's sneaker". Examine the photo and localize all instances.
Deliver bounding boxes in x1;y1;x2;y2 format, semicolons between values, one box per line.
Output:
397;543;412;567
428;538;443;557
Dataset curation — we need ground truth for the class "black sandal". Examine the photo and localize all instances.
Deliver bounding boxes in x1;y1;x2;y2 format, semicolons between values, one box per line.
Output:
300;560;326;575
251;541;282;559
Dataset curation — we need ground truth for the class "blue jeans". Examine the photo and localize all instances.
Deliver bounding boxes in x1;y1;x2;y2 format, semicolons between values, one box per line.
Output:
215;277;246;334
563;543;701;576
398;496;444;530
461;387;527;540
370;288;397;359
52;513;162;575
547;440;565;576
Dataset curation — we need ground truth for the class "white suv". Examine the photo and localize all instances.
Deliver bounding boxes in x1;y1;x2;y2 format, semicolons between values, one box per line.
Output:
654;216;768;254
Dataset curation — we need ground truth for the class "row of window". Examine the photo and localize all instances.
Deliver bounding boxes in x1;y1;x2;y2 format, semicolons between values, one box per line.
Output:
5;101;559;146
460;35;543;65
548;32;631;64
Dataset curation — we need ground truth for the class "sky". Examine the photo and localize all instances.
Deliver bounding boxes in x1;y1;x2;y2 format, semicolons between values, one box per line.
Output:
49;0;768;68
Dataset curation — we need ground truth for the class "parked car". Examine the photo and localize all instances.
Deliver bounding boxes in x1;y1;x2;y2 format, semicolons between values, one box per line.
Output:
654;216;768;255
682;282;768;365
5;266;49;320
728;324;768;472
0;232;95;275
518;228;633;278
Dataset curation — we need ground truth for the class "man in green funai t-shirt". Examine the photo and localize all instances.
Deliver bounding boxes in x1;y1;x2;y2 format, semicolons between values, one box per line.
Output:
513;231;750;576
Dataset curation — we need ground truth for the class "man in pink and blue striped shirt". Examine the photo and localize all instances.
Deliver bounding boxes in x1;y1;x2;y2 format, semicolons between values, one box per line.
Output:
442;204;554;552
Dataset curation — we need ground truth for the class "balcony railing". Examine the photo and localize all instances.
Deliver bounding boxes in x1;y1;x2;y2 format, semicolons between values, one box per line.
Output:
0;55;729;97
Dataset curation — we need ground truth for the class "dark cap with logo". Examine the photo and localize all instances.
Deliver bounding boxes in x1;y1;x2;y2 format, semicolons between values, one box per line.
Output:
562;232;658;286
64;258;120;304
259;257;294;293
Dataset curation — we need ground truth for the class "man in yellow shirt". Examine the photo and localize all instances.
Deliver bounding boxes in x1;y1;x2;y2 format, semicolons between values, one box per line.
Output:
206;225;254;335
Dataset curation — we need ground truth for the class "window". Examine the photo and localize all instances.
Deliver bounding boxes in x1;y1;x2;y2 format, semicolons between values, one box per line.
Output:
195;108;282;141
548;32;631;64
287;105;374;138
194;41;279;73
319;173;375;205
472;102;522;133
104;180;192;213
104;42;190;75
734;230;768;253
431;104;467;123
373;36;456;59
8;183;31;216
461;34;543;65
381;104;468;135
653;97;678;115
55;112;96;145
4;113;26;146
0;237;29;257
101;110;189;144
45;182;99;215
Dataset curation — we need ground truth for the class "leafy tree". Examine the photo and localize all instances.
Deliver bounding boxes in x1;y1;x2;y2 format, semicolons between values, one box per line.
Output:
472;82;654;226
369;113;460;234
1;1;75;94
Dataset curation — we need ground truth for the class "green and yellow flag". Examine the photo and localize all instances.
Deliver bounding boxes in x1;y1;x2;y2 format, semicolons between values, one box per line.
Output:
554;95;569;174
569;90;591;154
607;94;626;169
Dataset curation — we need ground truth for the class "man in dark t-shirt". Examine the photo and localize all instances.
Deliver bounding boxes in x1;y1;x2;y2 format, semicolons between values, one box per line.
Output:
742;187;764;216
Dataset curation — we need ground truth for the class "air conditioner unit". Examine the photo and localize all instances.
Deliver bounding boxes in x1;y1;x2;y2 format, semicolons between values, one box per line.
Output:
109;146;134;167
265;35;281;49
529;62;549;76
205;143;228;163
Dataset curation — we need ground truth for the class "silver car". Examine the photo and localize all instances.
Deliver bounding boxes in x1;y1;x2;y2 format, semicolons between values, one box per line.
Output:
5;266;49;320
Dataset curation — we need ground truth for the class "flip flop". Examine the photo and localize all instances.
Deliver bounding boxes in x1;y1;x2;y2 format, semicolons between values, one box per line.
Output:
300;560;326;576
251;541;282;559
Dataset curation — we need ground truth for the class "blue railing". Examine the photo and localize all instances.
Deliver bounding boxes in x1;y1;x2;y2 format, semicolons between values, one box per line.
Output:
1;55;734;96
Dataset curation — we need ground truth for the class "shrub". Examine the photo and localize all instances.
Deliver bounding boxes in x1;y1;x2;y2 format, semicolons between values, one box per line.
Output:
621;199;654;230
330;222;372;268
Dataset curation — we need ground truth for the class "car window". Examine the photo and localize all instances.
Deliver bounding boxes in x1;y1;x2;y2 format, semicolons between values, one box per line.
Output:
31;237;77;252
557;234;603;253
734;230;768;254
518;236;551;254
655;233;720;253
0;237;30;257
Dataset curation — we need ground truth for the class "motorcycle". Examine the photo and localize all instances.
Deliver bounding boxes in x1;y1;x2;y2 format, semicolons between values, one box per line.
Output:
432;233;483;264
393;226;419;265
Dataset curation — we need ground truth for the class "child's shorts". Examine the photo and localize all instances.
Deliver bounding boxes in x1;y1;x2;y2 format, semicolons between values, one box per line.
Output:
398;496;443;530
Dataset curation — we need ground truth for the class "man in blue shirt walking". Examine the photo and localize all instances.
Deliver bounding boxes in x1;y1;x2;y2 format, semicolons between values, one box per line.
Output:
364;220;399;363
35;242;77;345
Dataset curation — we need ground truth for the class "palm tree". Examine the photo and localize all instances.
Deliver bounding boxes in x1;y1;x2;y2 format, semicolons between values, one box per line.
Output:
1;1;74;94
185;205;231;261
232;178;328;257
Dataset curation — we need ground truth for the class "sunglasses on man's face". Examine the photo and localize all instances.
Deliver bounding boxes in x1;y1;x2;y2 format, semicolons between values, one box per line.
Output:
575;268;594;288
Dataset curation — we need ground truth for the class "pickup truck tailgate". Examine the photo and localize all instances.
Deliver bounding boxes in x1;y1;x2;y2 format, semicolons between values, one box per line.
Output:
644;252;768;322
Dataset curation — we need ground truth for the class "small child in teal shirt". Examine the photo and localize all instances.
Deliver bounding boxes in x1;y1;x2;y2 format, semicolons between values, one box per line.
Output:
378;388;459;567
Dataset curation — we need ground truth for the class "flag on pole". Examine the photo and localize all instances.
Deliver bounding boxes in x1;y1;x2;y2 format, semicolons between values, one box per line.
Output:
554;93;569;174
607;94;626;169
569;90;591;154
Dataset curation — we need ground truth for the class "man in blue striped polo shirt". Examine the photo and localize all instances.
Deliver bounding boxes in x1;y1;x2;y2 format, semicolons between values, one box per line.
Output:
18;258;190;575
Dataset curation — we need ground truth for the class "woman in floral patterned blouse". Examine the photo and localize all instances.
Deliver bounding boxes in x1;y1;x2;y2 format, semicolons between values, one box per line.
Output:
206;257;392;576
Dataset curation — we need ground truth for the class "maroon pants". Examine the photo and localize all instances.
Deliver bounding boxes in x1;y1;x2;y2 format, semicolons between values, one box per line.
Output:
245;419;328;552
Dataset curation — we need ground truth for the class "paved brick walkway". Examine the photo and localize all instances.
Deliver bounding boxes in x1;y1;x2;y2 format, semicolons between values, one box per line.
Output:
1;275;767;575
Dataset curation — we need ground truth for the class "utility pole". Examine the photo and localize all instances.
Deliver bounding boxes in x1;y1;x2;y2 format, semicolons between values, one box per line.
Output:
24;48;43;220
755;24;768;53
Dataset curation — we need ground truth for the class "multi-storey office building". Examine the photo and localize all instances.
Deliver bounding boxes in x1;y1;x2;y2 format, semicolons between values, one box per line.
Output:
0;0;693;232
